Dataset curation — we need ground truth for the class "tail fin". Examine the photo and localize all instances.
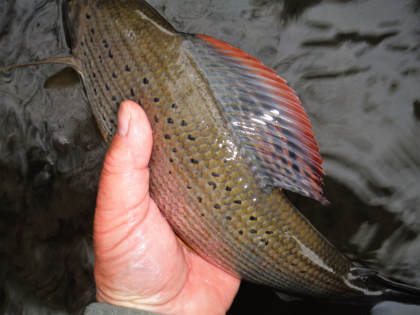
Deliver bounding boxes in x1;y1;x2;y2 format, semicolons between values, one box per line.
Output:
352;267;420;305
374;273;420;304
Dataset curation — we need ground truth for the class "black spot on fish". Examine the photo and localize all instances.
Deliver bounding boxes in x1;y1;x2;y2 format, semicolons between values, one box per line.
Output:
167;118;174;124
186;185;192;190
208;181;217;190
201;213;205;217
86;14;91;19
91;72;96;78
172;148;177;153
225;216;232;221
190;159;199;164
197;197;202;203
125;65;131;72
292;163;300;173
105;83;110;91
109;50;113;59
234;200;242;205
211;172;220;177
168;171;172;175
187;135;196;141
249;216;257;221
111;96;116;101
112;72;117;78
181;120;187;126
225;186;232;191
239;230;243;235
169;158;174;163
143;78;149;84
90;28;95;35
154;116;159;123
103;39;109;48
164;134;171;140
93;88;97;95
81;41;84;47
171;103;178;109
289;151;297;160
98;55;102;63
130;88;135;97
154;97;160;103
265;231;273;235
214;204;221;209
250;229;257;234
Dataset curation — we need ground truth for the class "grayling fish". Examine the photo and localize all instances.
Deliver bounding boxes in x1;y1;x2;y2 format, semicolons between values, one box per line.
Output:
2;0;420;304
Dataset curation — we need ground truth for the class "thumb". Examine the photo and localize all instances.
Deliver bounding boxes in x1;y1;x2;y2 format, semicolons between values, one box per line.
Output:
94;100;153;248
93;101;188;305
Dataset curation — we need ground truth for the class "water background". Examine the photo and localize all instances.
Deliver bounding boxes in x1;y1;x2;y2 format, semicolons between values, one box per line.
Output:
0;0;419;314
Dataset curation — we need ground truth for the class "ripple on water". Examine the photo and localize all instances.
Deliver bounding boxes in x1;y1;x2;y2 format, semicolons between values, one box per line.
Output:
0;0;419;314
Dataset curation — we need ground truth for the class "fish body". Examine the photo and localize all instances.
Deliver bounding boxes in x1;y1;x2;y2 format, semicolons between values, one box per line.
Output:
64;0;360;298
4;0;417;302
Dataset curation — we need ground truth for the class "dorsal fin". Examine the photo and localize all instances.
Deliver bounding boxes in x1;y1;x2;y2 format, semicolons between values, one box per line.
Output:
186;34;327;203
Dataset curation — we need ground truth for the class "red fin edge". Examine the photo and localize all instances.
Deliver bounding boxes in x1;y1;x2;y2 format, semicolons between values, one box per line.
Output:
197;34;327;203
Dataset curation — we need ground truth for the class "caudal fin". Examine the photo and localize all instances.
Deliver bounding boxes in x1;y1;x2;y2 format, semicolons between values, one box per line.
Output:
352;267;420;305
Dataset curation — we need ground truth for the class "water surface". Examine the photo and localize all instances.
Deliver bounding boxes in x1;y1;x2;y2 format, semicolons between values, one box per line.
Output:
0;0;419;314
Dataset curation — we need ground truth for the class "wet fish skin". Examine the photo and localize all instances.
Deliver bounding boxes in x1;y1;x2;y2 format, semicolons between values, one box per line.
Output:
61;0;387;299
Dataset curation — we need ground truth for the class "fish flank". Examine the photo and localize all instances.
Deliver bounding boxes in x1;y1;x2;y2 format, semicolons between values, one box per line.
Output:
64;0;374;298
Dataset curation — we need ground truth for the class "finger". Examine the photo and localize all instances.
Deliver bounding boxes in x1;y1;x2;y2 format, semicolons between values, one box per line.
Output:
93;101;189;305
95;100;153;243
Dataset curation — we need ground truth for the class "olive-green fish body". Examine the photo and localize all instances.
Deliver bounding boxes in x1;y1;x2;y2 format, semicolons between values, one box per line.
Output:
64;0;360;297
50;0;419;302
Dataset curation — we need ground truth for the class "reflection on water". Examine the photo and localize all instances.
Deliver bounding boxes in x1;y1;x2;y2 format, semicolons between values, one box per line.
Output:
251;0;321;21
0;0;419;314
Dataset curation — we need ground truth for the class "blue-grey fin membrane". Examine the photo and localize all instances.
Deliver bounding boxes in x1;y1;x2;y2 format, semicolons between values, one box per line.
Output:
184;34;328;203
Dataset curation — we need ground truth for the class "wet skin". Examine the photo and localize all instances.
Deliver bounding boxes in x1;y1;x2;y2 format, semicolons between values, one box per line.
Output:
94;100;240;315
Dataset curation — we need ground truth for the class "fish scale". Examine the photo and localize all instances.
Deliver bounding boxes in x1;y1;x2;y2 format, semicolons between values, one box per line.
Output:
66;0;357;297
32;0;420;302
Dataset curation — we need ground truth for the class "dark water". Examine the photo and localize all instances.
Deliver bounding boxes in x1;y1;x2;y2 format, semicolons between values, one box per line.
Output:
0;0;419;314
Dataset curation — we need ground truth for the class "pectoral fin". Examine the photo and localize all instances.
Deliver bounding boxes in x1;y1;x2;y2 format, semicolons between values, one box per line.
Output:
44;67;81;89
0;56;83;76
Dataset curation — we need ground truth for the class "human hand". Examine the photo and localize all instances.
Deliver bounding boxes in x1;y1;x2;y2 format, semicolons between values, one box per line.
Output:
93;101;240;315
